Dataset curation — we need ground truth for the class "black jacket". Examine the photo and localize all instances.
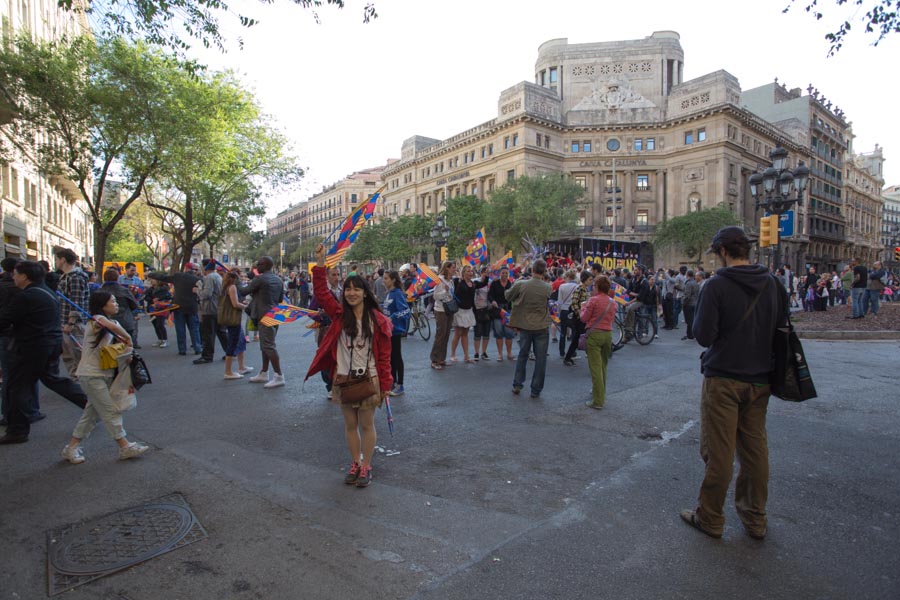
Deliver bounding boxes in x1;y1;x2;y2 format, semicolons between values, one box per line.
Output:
0;281;63;347
146;271;201;314
693;265;787;384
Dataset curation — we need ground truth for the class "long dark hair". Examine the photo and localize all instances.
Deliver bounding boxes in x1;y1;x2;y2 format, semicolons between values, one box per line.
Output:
341;275;380;340
89;289;115;348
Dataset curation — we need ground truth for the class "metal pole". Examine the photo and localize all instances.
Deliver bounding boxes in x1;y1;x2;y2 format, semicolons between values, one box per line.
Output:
611;157;617;268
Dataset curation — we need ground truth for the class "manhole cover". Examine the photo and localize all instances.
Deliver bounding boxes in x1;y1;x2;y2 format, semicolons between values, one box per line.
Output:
47;493;207;596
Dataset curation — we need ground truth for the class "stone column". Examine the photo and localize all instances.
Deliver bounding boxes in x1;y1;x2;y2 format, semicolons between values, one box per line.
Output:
656;170;665;223
591;171;603;231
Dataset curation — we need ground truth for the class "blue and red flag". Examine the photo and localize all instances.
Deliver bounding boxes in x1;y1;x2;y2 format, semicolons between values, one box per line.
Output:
612;282;631;306
464;228;488;266
259;304;321;327
325;186;385;268
406;263;441;302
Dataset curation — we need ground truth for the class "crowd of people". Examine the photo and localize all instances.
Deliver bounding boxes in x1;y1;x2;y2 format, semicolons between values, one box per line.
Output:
0;237;896;514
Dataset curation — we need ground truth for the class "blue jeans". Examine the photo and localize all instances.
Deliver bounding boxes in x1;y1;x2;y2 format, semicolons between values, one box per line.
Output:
866;289;880;315
851;288;866;318
673;298;682;326
173;310;202;354
513;329;549;396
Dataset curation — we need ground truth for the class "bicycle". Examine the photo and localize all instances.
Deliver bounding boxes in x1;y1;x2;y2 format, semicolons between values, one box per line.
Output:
611;309;657;350
407;297;431;341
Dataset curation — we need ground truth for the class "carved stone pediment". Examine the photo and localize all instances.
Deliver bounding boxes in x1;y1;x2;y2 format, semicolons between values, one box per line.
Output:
573;77;656;111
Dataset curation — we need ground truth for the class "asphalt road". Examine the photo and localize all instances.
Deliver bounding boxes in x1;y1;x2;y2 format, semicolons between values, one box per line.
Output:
1;320;898;599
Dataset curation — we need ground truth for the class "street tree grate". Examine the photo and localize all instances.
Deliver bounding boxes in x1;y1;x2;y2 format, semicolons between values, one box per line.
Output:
46;493;207;596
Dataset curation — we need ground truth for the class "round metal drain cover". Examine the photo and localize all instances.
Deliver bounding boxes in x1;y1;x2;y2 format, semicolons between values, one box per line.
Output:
51;503;194;575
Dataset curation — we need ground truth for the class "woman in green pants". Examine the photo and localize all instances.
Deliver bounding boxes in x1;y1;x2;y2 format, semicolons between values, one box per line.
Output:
579;276;617;409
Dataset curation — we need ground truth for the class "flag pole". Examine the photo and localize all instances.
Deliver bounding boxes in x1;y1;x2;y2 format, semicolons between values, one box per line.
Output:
322;184;387;247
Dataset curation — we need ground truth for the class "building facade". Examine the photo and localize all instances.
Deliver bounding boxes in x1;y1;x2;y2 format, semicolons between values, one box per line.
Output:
883;184;900;270
742;83;885;272
1;0;92;264
380;32;815;270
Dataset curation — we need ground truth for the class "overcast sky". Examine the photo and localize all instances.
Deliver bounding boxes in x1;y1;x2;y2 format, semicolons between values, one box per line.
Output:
189;0;896;222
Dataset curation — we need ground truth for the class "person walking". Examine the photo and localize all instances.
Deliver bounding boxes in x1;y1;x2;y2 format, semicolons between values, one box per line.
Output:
146;263;202;355
118;262;144;348
145;278;172;348
429;261;457;370
680;226;786;541
195;260;229;364
0;261;88;444
563;270;593;365
245;256;286;388
60;290;150;463
100;269;139;343
307;244;393;488
681;270;700;341
220;271;253;380
580;275;617;409
55;247;90;377
505;259;551;398
382;270;409;396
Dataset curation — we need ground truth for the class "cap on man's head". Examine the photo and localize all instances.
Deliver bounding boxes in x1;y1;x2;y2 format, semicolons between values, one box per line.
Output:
183;262;196;271
707;226;751;254
203;259;216;272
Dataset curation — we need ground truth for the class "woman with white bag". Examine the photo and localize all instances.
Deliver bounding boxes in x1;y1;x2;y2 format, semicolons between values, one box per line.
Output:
61;290;150;464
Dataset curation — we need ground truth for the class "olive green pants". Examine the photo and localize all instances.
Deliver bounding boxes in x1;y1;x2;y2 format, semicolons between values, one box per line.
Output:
696;376;770;537
586;330;612;407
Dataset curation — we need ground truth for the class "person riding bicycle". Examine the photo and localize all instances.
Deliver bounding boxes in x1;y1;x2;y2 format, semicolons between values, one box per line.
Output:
624;266;649;339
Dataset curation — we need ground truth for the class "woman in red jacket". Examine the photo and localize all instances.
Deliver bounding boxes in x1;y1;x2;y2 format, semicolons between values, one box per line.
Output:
306;244;393;488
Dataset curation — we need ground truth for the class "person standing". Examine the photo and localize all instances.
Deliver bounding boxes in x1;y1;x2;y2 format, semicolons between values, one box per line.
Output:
866;260;886;317
839;264;853;306
298;272;311;308
373;267;388;304
145;277;172;348
382;270;409;396
310;266;342;398
580;275;616;409
100;269;139;343
488;266;516;361
146;263;202;355
0;257;38;425
450;264;489;363
220;271;253;380
245;256;286;388
556;270;578;358
472;266;492;361
307;244;393;488
505;259;551;398
118;262;144;348
60;289;149;463
195;260;229;364
0;261;88;444
563;270;593;365
681;270;700;341
848;258;867;319
430;261;457;370
681;227;786;540
55;247;90;377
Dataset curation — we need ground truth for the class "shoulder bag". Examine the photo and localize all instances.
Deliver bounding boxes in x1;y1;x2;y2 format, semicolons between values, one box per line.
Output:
217;292;243;327
578;296;615;352
770;281;817;402
333;334;378;404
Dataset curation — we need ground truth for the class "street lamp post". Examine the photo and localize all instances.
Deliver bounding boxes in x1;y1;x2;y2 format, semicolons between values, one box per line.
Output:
430;214;450;264
607;157;622;265
748;145;809;271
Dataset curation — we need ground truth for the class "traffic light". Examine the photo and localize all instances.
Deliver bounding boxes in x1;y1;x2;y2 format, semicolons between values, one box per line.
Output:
768;215;779;246
759;215;774;247
440;246;448;262
895;246;900;262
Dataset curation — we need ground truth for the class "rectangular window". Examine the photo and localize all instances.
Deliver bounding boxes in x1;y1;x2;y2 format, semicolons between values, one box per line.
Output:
544;135;550;149
464;153;468;164
571;141;580;153
481;146;486;159
549;67;558;83
471;151;475;162
539;70;546;86
634;138;643;152
574;175;587;188
606;208;614;227
504;137;510;150
647;138;655;150
507;169;516;183
536;133;542;146
10;168;18;202
471;185;478;196
405;199;410;212
488;143;494;155
698;128;706;142
636;174;650;191
513;133;519;146
636;209;649;227
685;131;694;145
583;140;591;153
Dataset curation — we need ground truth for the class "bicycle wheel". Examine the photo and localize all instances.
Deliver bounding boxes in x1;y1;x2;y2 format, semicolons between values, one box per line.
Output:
612;316;625;347
634;314;657;345
417;313;431;341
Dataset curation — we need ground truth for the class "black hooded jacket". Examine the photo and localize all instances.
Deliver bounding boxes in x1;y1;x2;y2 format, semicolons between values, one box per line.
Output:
693;265;788;384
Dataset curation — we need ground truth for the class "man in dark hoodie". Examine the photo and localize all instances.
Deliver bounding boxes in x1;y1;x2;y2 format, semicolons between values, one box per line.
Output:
680;226;787;541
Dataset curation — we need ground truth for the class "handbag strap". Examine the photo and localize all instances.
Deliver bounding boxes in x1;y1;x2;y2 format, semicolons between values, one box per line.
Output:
585;296;615;331
347;328;374;377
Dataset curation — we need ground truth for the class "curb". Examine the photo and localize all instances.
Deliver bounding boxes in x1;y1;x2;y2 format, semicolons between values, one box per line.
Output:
796;330;900;341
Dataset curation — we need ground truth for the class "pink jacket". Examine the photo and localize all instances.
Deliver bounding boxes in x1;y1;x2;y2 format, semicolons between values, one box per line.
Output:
579;293;616;332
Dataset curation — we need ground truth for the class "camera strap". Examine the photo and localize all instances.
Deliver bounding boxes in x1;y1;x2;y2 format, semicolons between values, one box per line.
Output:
347;331;373;378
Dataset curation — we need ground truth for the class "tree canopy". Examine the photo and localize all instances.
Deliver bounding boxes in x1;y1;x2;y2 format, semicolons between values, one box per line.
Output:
783;0;900;54
63;0;377;53
652;206;741;265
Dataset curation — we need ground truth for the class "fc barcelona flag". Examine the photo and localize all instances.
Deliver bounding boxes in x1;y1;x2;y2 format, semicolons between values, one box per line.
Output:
325;185;385;268
464;228;488;266
259;303;321;327
406;263;441;301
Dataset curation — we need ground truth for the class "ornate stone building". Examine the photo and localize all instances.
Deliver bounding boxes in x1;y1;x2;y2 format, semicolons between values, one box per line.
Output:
0;0;92;263
882;184;900;270
380;32;812;269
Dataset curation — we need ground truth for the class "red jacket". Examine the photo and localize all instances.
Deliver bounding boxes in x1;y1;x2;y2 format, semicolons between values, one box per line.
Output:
305;266;393;393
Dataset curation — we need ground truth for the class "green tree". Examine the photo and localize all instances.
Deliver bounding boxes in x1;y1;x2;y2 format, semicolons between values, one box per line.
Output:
0;35;222;270
105;212;156;266
62;0;377;53
484;174;584;256
444;195;487;260
783;0;899;55
652;206;741;266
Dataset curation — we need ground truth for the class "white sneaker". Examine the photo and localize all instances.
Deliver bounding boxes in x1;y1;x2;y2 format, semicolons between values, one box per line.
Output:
61;445;85;464
118;442;150;460
224;373;243;380
263;374;285;389
248;372;269;383
238;366;254;375
152;340;162;347
159;341;168;348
